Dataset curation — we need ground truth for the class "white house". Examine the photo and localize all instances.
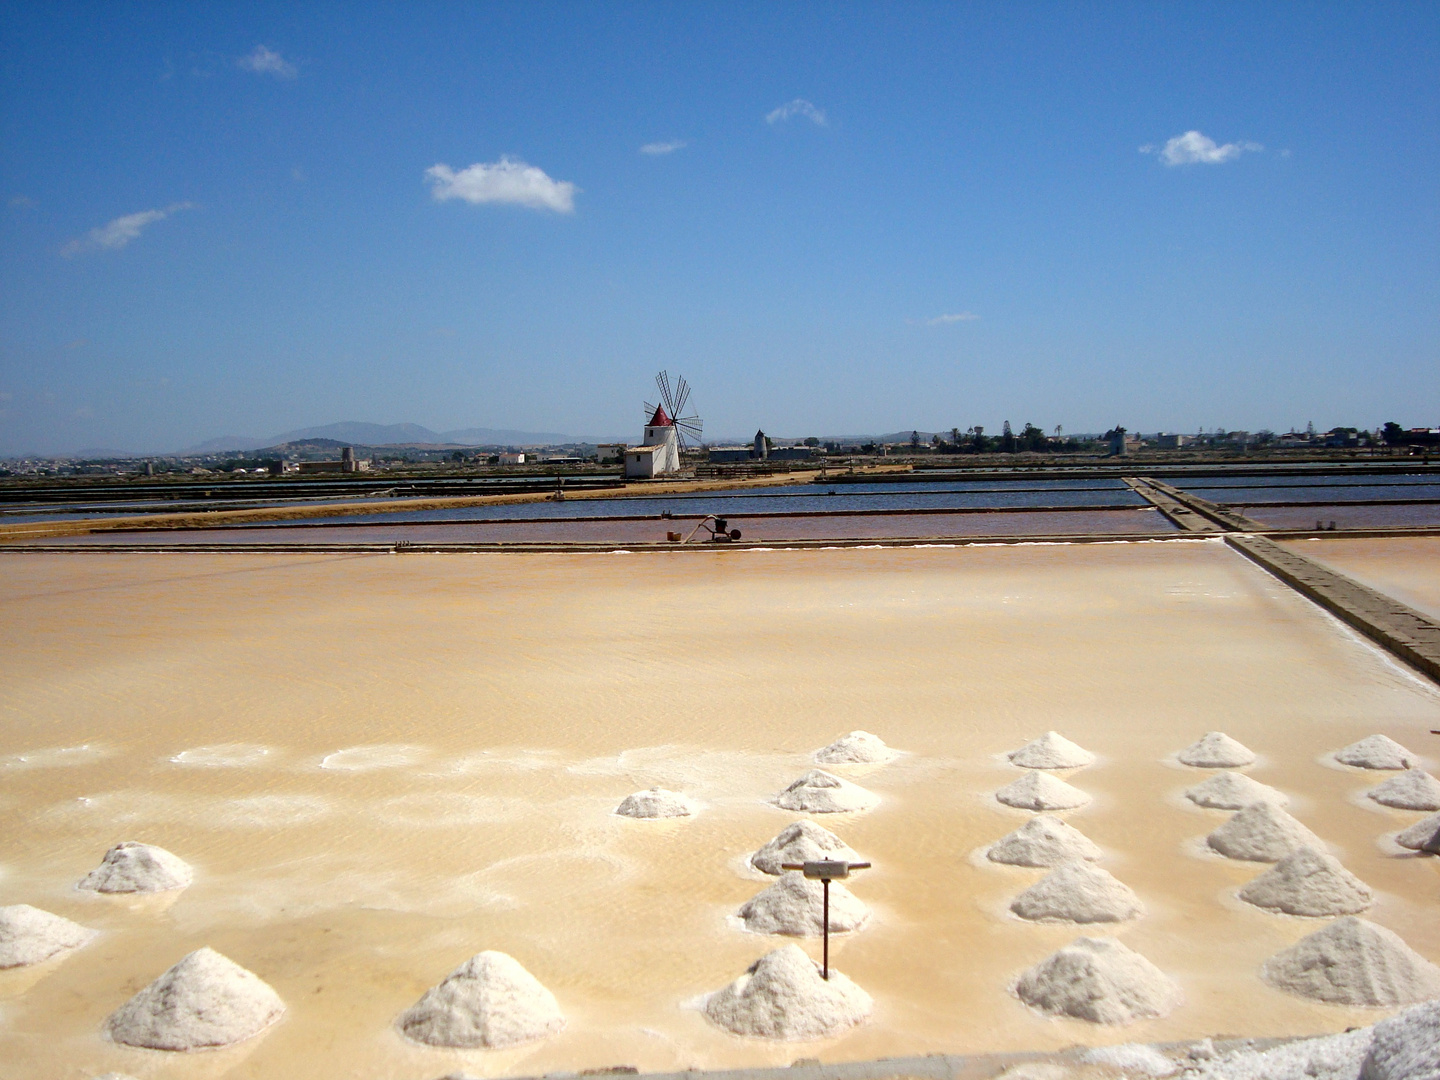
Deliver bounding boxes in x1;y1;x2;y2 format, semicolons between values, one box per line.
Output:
624;405;681;478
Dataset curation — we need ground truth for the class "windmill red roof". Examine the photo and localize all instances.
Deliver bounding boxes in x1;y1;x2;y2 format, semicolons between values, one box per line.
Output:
648;404;672;426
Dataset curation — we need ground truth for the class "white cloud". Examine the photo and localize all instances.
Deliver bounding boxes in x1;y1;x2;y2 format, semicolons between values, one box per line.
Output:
926;312;980;325
238;45;297;79
1141;130;1262;166
62;202;195;256
766;99;826;126
640;140;687;156
425;157;577;213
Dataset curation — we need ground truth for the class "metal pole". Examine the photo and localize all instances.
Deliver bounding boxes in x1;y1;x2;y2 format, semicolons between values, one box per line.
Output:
822;877;830;980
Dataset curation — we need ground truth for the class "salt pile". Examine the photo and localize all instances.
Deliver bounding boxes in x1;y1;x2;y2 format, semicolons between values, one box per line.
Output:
1184;771;1287;810
78;841;192;893
1261;917;1440;1006
1237;847;1373;917
996;771;1091;811
1366;768;1440;811
813;730;895;765
1014;936;1181;1024
1178;732;1257;768
107;947;285;1050
1395;811;1440;854
398;951;564;1048
614;787;695;818
0;904;95;968
1334;734;1419;770
773;770;879;813
1362;998;1440;1080
703;944;872;1040
987;815;1102;867
1010;862;1143;923
750;820;860;875
1207;802;1323;862
737;872;870;936
1007;731;1095;770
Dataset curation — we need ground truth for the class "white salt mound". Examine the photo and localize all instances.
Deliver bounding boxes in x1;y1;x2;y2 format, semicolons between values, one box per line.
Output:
1262;916;1440;1006
703;944;872;1040
1395;811;1440;854
1362;998;1440;1080
614;787;695;819
1207;802;1323;862
1335;734;1419;771
1185;771;1287;810
1237;846;1373;917
1178;731;1257;768
750;820;861;875
773;770;879;814
1008;731;1096;770
737;872;870;937
813;730;895;765
1366;768;1440;811
78;841;192;894
1010;862;1143;924
996;771;1091;812
1081;1043;1179;1076
0;904;95;968
398;950;564;1049
1014;936;1181;1024
107;947;284;1051
987;815;1102;867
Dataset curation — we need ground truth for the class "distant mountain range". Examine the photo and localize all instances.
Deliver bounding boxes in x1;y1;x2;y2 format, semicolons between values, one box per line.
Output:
180;421;619;454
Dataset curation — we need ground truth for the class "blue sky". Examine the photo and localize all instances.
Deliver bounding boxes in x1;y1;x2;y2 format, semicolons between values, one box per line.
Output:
1;2;1437;453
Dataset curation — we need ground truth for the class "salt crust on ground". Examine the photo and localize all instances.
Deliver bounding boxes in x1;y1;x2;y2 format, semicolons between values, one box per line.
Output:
1010;862;1143;924
0;904;95;968
78;842;192;893
988;815;1103;867
1082;1042;1178;1076
996;771;1091;812
398;951;564;1049
1185;771;1287;811
750;820;860;875
1366;768;1440;811
1395;812;1440;853
1237;847;1373;917
773;770;879;813
107;947;285;1050
1334;735;1419;771
614;787;695;818
1207;802;1323;862
703;943;872;1040
737;872;869;936
1261;917;1440;1006
1014;936;1181;1024
1178;732;1257;769
1008;731;1096;770
813;731;895;765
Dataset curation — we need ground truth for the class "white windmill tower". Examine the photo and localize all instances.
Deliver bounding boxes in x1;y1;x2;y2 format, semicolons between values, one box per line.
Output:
624;371;703;478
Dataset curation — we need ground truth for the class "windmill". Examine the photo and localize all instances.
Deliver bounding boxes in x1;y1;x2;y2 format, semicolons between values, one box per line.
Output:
644;370;704;449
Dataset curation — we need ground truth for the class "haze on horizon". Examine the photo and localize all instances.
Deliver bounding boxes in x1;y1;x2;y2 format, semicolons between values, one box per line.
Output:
1;2;1437;456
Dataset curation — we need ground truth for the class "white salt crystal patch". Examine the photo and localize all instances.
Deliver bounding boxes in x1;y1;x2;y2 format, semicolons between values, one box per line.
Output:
988;816;1102;867
1362;998;1440;1080
1008;732;1095;770
996;1066;1069;1080
1187;1026;1373;1080
703;944;872;1040
0;744;111;769
1262;916;1440;1006
736;872;869;937
1081;1043;1178;1076
1014;936;1181;1024
397;950;564;1049
1178;732;1257;768
1238;846;1373;917
169;744;272;768
996;771;1091;812
750;821;860;875
1395;811;1440;853
1010;862;1143;924
813;730;896;765
1366;768;1440;811
107;947;285;1050
1207;803;1323;862
0;904;95;968
319;745;425;771
1335;734;1419;771
614;787;695;819
1185;771;1287;810
773;770;879;813
78;842;192;894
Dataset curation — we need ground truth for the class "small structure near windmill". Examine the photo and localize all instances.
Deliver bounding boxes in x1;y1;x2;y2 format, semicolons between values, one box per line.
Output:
624;371;703;479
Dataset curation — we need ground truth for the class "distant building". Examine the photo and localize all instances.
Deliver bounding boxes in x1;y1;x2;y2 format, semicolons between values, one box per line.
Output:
624;405;681;478
297;447;370;474
1154;433;1190;449
498;452;526;465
